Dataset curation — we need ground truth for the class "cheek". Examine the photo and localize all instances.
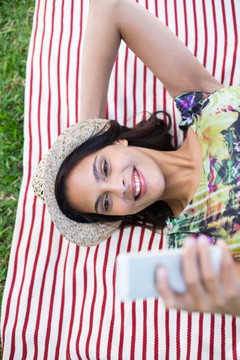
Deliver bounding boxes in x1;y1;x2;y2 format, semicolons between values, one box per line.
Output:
114;201;132;215
111;198;136;216
121;200;147;215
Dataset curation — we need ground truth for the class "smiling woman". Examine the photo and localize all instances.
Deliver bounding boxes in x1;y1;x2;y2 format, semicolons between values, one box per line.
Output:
31;0;240;317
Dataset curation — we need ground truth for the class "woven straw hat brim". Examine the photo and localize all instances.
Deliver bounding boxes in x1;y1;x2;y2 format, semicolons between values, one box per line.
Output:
33;119;121;246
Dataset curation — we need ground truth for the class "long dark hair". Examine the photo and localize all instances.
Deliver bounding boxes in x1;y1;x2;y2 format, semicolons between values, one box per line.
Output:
55;111;176;230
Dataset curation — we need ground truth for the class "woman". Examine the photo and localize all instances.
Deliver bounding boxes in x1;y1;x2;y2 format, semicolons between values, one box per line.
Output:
33;0;240;316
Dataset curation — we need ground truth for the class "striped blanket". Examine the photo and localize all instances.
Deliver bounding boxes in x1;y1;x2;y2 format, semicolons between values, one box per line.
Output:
1;0;240;359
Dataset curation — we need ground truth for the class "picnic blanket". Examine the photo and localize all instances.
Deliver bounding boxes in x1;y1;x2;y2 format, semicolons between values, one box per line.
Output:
1;0;240;359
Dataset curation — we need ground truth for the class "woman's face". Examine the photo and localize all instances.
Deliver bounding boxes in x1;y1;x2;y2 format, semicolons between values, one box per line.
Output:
65;140;166;216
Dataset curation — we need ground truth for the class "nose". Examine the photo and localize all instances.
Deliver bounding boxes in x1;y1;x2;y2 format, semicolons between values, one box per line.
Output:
102;177;128;199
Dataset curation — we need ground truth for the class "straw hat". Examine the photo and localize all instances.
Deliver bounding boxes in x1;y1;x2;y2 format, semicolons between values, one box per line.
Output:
32;119;121;246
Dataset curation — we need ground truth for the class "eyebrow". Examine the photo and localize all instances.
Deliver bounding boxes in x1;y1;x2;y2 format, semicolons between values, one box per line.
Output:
93;156;101;213
94;196;101;214
93;156;101;182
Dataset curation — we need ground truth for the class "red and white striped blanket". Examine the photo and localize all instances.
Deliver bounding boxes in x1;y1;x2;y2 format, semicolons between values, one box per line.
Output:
2;0;240;359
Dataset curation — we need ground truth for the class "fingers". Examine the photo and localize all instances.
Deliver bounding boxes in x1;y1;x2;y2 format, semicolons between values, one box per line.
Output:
156;236;240;316
217;238;236;284
182;237;208;310
155;238;207;312
156;267;187;310
156;237;210;313
216;240;240;316
156;240;208;312
156;267;174;306
197;236;222;307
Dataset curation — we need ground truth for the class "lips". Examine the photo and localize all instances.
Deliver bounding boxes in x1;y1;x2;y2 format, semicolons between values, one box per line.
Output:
131;167;147;200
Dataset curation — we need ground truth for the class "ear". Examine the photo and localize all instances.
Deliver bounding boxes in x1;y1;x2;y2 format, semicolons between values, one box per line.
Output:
114;139;128;147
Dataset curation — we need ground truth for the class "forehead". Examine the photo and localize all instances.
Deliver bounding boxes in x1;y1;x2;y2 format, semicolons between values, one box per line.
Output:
65;153;96;213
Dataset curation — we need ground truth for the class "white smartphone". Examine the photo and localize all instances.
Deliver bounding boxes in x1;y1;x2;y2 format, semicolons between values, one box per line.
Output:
116;246;222;301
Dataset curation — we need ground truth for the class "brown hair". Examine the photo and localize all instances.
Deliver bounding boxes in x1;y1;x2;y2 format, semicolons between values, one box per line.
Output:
55;111;176;230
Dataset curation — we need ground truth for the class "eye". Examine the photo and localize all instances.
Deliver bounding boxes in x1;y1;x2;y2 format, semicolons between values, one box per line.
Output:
103;159;108;178
104;194;109;212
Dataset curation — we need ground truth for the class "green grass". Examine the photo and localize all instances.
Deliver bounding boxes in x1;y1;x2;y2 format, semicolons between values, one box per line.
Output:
0;0;35;353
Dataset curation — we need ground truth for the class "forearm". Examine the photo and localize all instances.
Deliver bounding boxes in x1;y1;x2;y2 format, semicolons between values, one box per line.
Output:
80;0;121;121
116;0;222;96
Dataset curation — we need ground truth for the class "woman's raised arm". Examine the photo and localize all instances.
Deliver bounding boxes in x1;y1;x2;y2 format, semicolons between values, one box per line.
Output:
80;0;223;121
80;0;121;121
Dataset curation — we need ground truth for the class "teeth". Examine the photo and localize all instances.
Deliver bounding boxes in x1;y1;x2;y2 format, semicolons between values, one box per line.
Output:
134;169;141;198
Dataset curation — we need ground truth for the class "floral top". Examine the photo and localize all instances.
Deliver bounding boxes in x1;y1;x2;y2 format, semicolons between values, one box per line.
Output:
165;85;240;261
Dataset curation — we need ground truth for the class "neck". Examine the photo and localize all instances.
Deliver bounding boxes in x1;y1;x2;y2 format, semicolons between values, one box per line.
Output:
140;129;203;217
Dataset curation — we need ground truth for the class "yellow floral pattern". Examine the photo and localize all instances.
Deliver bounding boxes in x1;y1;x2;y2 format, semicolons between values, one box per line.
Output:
166;85;240;261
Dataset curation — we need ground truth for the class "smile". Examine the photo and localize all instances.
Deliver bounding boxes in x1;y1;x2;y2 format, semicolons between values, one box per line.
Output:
134;169;141;198
131;167;147;200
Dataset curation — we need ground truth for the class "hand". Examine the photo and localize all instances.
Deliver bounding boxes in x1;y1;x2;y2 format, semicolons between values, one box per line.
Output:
156;235;240;316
